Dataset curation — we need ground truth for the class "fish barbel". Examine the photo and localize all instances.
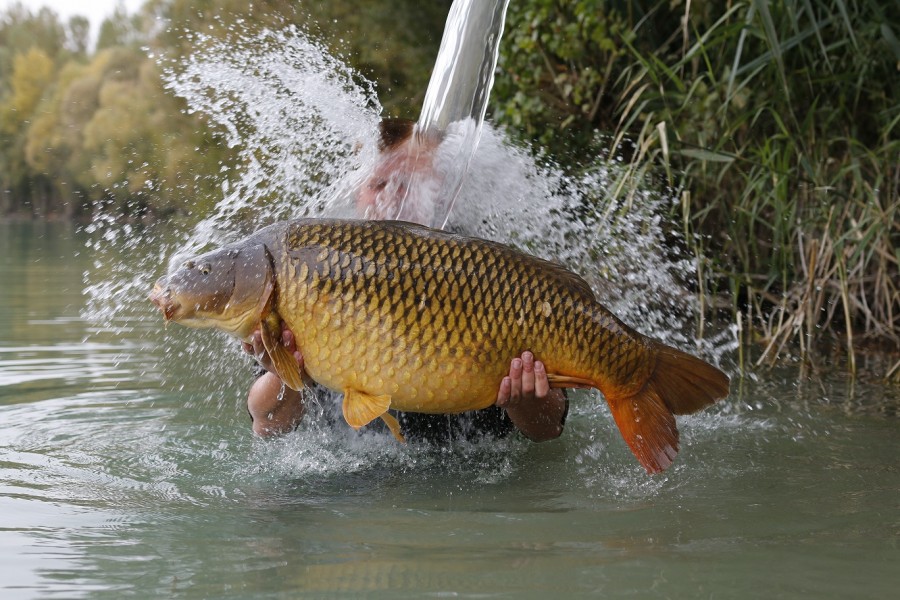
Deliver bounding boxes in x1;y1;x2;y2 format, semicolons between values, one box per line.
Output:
149;219;729;473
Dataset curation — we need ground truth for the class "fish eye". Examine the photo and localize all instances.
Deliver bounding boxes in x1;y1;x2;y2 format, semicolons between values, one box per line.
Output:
184;260;195;269
199;263;211;275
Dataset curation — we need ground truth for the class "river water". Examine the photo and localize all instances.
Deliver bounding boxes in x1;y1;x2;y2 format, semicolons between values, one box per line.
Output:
1;220;897;598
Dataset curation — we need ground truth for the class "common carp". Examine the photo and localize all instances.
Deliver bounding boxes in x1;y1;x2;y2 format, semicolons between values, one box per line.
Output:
149;219;729;473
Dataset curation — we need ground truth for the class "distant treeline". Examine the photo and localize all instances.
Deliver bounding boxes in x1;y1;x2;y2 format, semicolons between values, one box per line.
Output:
0;0;450;220
1;0;897;359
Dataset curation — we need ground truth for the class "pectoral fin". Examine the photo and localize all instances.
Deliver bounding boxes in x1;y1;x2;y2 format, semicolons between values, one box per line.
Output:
342;389;392;430
546;373;595;389
260;312;305;391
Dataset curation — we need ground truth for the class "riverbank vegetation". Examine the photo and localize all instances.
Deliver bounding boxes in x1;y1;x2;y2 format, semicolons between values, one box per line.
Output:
1;0;897;369
494;0;899;372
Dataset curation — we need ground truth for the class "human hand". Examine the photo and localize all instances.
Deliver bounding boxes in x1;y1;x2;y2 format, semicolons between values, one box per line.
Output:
240;324;303;374
495;351;567;442
495;351;553;409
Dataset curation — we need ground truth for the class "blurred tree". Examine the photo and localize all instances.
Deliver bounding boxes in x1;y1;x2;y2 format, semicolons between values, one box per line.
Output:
66;16;90;55
3;46;54;122
0;5;65;77
0;5;74;216
0;46;56;215
0;0;450;219
77;46;232;218
97;4;145;50
26;56;103;218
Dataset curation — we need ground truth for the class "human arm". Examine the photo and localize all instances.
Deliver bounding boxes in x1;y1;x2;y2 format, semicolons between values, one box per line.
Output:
247;371;305;436
242;327;306;437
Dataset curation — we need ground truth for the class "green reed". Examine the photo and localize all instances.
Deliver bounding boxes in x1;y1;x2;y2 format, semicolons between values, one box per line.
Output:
495;0;899;373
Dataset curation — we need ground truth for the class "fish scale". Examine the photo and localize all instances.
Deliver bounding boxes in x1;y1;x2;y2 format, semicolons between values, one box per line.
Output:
276;220;648;412
151;218;730;473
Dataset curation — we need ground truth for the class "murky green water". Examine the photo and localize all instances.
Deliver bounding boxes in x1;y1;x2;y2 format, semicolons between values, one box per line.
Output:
1;221;898;599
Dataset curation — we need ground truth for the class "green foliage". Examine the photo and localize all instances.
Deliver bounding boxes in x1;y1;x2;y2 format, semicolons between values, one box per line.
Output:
0;4;65;83
303;0;450;117
0;3;233;219
493;0;634;156
66;16;90;55
0;46;56;215
147;0;449;117
494;0;900;361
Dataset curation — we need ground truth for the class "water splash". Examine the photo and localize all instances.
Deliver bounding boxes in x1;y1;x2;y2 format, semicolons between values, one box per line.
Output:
162;26;383;259
414;0;510;228
156;25;733;353
334;0;510;230
418;0;508;135
83;21;736;483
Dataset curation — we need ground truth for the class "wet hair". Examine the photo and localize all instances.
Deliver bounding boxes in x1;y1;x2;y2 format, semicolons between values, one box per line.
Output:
377;118;415;151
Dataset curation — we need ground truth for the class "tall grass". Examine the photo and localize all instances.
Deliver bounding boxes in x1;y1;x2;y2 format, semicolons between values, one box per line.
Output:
497;0;898;373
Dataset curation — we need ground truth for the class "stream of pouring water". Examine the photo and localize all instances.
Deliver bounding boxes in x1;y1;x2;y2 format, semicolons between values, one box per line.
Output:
397;0;510;229
83;6;735;473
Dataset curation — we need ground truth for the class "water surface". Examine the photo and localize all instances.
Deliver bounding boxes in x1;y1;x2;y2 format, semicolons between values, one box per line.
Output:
1;221;898;598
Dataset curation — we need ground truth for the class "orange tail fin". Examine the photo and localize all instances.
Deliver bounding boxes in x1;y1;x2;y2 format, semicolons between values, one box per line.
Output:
606;342;730;474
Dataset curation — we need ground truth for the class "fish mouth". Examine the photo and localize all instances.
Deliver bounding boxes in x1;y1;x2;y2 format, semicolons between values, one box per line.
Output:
149;283;180;322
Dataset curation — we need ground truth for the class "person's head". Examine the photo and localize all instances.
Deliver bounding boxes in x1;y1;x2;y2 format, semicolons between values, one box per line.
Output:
356;119;442;226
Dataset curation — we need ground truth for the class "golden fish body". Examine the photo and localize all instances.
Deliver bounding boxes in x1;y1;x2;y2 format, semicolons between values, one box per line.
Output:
274;219;648;413
151;218;729;473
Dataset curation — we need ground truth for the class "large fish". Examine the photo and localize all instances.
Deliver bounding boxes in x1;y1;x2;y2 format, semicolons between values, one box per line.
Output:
149;219;729;473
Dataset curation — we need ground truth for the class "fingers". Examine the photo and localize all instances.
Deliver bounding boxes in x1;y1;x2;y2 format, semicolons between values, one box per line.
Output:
534;359;550;398
280;328;304;366
496;376;512;408
240;330;263;357
281;325;297;353
241;325;304;371
509;357;523;403
496;351;551;409
240;329;273;372
521;351;536;398
250;331;265;356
